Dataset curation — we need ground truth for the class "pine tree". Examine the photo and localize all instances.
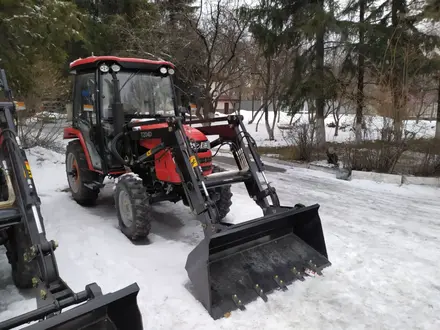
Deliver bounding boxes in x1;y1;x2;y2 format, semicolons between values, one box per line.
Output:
0;0;84;92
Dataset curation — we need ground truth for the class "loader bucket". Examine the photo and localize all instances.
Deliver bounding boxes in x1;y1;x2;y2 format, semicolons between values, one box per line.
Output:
2;283;143;330
185;204;331;320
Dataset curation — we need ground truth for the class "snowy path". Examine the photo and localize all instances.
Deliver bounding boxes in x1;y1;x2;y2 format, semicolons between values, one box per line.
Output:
0;147;439;329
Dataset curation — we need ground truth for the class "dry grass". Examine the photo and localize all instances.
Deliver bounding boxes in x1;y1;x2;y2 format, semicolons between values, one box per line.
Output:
257;139;440;176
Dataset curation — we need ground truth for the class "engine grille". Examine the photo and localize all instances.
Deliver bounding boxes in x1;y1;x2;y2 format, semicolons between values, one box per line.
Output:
201;165;212;172
197;155;212;172
198;156;212;164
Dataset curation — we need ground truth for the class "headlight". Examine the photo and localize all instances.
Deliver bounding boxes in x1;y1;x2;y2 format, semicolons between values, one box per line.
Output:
200;141;210;150
99;64;109;72
111;64;120;72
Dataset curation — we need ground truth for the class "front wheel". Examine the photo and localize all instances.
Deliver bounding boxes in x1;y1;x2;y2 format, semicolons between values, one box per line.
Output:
208;165;233;220
114;173;153;241
5;225;35;289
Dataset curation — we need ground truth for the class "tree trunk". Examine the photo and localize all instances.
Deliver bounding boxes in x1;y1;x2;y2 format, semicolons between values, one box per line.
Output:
237;88;242;114
248;106;263;124
391;0;404;142
264;105;274;140
269;97;278;140
256;108;265;132
251;91;255;118
315;0;326;148
392;83;402;141
333;108;340;137
202;96;214;126
355;0;365;143
436;77;440;139
264;57;273;140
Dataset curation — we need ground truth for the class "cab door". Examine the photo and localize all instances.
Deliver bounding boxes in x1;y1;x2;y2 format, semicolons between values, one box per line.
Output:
71;72;103;171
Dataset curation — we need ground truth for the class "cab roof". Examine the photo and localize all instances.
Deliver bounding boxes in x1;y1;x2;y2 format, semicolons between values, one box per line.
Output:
69;56;175;72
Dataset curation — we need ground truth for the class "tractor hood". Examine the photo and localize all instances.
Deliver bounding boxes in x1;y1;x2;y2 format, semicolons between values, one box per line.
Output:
129;119;209;142
183;124;208;142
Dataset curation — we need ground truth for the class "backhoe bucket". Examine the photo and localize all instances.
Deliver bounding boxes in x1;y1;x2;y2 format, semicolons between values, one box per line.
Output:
185;204;331;319
1;283;143;330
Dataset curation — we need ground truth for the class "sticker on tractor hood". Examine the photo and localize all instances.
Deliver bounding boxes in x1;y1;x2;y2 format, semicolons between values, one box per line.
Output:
189;139;210;151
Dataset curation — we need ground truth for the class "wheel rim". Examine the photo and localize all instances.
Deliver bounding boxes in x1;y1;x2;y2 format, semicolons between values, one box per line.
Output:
66;153;80;193
118;190;133;227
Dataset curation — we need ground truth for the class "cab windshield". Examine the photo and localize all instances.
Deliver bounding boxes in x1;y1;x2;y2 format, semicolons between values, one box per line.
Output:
101;71;175;118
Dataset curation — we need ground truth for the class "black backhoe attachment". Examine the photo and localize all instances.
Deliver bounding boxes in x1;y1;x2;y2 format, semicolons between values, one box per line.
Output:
126;113;331;319
0;69;143;329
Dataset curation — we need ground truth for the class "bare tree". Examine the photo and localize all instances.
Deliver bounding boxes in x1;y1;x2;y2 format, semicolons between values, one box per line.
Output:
17;59;69;149
245;41;295;140
187;0;250;119
436;76;440;139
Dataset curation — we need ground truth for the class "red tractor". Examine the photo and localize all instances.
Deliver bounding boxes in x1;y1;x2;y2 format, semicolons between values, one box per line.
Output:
64;56;231;240
63;55;331;320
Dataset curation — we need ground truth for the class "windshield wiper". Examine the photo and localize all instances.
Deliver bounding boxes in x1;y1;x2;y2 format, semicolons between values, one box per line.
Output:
118;70;140;92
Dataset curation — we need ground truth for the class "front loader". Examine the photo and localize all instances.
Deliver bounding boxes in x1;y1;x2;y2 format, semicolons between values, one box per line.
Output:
63;55;332;319
0;69;143;329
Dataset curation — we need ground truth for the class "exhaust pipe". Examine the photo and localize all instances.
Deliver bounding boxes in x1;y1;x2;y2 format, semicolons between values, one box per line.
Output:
185;204;331;319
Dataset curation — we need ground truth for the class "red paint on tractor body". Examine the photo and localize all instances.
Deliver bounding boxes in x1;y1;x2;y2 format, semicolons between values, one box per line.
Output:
136;122;213;183
69;56;175;71
63;123;213;182
63;127;96;172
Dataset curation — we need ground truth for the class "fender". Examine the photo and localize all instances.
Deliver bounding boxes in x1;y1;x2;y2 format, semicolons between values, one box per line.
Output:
63;127;95;172
63;127;127;176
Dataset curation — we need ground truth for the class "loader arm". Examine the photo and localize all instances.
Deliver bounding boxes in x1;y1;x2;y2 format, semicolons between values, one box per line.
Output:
127;115;289;237
0;101;142;328
128;114;332;319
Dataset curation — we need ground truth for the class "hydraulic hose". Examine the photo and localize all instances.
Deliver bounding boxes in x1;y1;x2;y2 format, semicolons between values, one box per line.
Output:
110;132;130;166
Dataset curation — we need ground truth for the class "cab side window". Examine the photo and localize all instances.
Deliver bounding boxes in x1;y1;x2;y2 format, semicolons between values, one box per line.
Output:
73;73;96;124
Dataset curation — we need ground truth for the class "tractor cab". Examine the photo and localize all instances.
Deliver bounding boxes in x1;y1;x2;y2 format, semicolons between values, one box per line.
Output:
65;56;181;173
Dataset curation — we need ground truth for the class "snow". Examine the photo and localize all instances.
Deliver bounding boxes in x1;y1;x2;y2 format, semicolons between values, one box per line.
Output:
230;110;437;147
1;146;440;329
20;110;437;154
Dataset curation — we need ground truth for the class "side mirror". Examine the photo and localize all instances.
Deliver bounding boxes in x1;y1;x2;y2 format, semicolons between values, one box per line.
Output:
66;103;73;121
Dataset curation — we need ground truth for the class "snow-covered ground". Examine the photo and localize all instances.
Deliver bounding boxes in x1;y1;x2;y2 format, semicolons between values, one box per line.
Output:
233;110;437;147
0;146;439;329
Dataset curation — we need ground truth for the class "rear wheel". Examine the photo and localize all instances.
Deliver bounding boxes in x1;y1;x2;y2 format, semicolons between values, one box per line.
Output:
208;165;233;220
66;140;100;206
114;173;153;241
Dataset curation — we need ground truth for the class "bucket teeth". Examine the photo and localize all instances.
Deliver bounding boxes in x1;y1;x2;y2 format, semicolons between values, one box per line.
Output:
306;260;323;276
273;275;288;291
254;284;268;302
232;294;246;311
291;267;305;281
